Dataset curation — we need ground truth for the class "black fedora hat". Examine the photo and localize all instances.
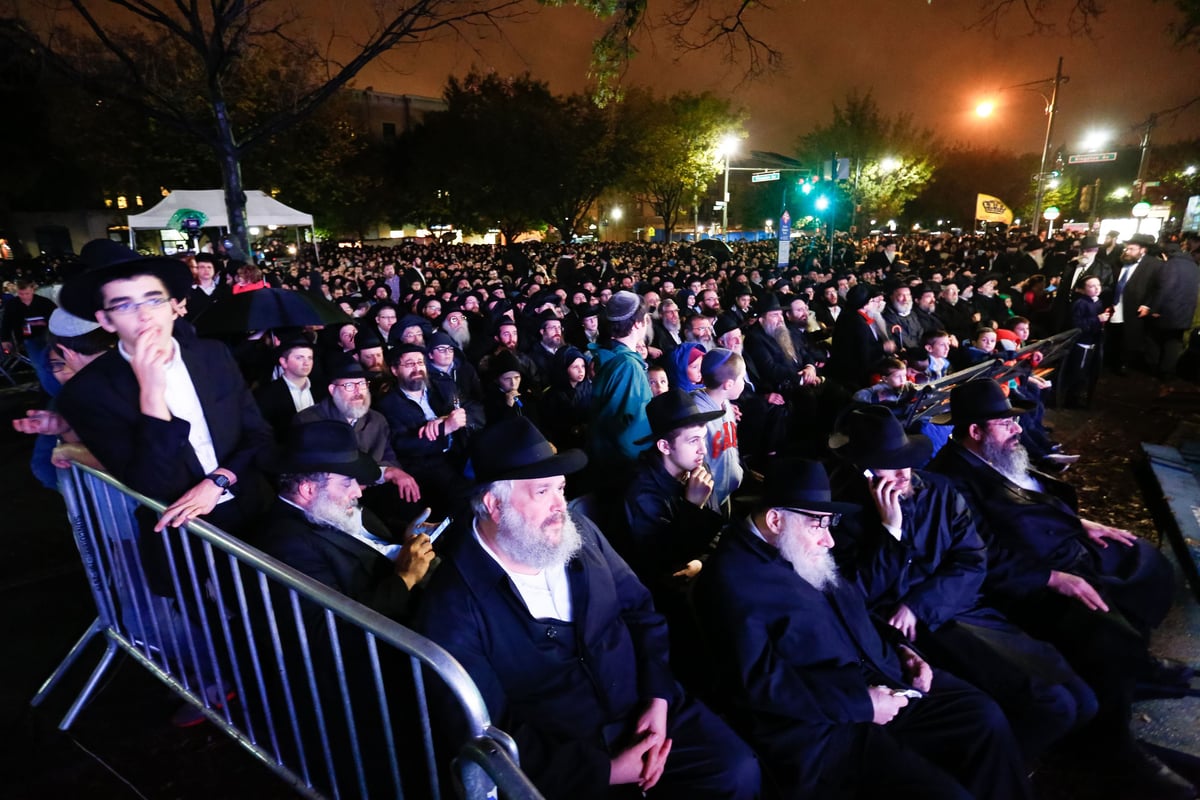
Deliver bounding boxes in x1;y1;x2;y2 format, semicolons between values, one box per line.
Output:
271;420;379;483
829;405;933;470
637;389;725;445
742;457;859;515
60;239;193;317
470;417;587;484
1127;232;1156;248
931;378;1034;425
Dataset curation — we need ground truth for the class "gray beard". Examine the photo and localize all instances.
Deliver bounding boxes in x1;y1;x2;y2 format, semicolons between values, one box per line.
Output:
307;489;365;537
779;531;840;592
445;325;471;349
494;505;583;571
333;393;370;421
401;376;428;394
981;437;1033;485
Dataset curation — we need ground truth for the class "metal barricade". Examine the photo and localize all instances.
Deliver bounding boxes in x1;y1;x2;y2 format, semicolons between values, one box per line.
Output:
31;463;545;800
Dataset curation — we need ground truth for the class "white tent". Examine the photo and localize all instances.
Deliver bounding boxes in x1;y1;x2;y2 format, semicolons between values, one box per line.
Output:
128;189;314;229
127;189;317;259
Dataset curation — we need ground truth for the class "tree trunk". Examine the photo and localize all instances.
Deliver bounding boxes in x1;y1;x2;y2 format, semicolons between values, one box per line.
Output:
213;98;250;260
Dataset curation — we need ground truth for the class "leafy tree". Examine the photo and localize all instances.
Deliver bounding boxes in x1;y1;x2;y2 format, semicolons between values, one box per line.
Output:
405;72;559;245
796;90;940;226
619;89;745;240
4;0;625;256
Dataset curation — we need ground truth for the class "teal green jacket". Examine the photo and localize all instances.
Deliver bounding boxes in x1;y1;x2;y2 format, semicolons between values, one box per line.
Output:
587;341;651;467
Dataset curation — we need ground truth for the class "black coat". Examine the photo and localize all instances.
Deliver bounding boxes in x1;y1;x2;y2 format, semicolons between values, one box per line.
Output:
623;457;724;585
257;498;414;621
254;377;328;441
828;311;888;388
58;336;273;509
414;514;678;797
926;439;1173;632
1147;251;1200;330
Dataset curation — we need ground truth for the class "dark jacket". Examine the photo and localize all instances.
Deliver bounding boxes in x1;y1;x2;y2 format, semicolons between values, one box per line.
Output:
744;325;801;393
1146;250;1200;330
374;379;464;463
254;377;329;441
623;458;724;586
427;357;486;430
58;336;273;508
257;498;414;621
828;311;889;388
414;513;677;798
692;520;910;795
832;470;987;632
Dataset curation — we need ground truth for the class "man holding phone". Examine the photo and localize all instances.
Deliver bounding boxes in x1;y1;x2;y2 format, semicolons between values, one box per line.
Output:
259;420;437;622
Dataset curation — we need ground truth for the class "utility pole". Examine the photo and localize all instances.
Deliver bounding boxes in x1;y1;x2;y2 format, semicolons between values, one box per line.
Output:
1135;113;1157;200
1031;56;1065;237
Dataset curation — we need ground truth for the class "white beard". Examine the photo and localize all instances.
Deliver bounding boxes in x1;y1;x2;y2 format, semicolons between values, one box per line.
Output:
308;488;365;536
779;530;840;592
494;505;583;571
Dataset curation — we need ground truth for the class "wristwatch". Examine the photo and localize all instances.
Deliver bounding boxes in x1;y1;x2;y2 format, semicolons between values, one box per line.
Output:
206;472;232;490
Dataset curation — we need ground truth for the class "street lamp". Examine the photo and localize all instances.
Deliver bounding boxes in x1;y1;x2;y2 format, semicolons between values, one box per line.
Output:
1042;206;1060;236
718;134;739;241
1132;201;1150;233
879;157;901;173
976;57;1067;236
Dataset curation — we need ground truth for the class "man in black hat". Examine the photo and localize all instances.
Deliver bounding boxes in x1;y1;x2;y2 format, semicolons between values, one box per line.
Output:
693;457;1032;800
415;418;761;799
828;406;1096;767
1105;232;1160;374
259;420;435;621
745;293;823;395
927;379;1195;798
57;239;273;538
296;361;421;522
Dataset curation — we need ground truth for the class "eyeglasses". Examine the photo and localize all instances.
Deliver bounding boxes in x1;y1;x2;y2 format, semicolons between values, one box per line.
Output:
986;417;1021;430
431;345;455;353
332;380;368;391
785;509;841;528
395;360;425;370
104;296;170;315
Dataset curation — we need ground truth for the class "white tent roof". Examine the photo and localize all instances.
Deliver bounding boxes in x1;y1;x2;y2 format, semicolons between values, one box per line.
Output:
127;189;314;229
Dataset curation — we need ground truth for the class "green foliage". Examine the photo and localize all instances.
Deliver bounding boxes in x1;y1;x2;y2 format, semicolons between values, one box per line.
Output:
617;88;745;238
796;90;940;223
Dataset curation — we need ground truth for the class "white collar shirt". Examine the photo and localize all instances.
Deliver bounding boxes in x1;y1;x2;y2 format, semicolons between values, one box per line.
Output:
472;518;572;621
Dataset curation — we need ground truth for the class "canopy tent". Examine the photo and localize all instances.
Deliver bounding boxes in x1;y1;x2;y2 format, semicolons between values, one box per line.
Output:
127;189;317;260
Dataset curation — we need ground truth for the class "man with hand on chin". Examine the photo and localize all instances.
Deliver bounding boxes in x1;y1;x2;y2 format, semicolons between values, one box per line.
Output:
57;240;273;544
416;418;760;799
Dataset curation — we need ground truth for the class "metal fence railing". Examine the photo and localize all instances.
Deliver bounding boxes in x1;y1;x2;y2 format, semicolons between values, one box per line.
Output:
32;462;544;800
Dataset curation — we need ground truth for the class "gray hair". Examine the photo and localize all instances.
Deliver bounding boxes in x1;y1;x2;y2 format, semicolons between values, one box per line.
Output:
470;479;514;519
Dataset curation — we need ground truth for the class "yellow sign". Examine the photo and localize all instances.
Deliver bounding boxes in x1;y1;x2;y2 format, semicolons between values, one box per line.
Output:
975;194;1014;225
646;226;656;240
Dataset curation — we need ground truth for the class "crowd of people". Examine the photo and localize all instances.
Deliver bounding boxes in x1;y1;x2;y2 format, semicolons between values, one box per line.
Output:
5;225;1200;798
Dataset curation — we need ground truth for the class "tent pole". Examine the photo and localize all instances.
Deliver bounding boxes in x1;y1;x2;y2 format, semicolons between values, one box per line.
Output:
311;227;321;265
129;227;137;250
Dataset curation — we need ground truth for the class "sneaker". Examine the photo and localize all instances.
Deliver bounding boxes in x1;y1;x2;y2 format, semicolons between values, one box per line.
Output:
170;683;235;728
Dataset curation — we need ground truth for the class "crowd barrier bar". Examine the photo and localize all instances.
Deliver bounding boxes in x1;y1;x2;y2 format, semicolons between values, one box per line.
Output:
31;462;544;800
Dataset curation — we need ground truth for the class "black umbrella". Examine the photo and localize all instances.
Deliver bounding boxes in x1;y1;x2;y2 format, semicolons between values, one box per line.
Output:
193;287;351;334
694;238;735;263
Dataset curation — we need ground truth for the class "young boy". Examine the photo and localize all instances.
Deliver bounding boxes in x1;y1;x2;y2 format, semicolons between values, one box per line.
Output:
693;348;746;511
1066;276;1110;407
851;357;919;411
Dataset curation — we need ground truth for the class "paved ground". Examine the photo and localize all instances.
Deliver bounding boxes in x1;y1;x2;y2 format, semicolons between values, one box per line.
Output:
1;366;1198;799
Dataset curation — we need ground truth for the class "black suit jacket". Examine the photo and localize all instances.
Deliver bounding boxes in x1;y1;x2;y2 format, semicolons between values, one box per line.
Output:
257;498;413;621
254;377;328;441
58;336;273;508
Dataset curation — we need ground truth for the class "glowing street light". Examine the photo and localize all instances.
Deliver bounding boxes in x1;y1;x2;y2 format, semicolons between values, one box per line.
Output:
1080;130;1111;152
975;100;996;118
611;207;623;221
880;157;901;173
815;196;830;212
1185;166;1197;176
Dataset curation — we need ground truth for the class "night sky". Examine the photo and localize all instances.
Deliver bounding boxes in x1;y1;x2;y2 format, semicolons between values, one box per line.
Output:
317;0;1200;157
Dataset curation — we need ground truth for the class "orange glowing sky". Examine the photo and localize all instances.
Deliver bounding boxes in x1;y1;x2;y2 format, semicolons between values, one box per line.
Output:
311;0;1200;156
